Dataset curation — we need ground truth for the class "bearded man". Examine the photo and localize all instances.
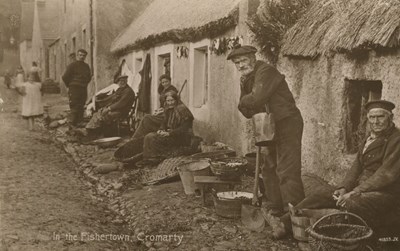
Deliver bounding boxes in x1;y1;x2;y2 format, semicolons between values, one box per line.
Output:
227;45;305;226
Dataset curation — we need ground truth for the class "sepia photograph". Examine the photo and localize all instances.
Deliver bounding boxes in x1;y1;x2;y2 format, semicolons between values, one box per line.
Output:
0;0;399;250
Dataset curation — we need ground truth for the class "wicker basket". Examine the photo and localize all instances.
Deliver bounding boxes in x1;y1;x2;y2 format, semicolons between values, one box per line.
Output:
210;157;247;180
306;212;373;251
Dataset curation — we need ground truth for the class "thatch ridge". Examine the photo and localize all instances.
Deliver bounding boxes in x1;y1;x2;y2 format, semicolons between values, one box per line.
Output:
111;0;240;56
281;0;400;58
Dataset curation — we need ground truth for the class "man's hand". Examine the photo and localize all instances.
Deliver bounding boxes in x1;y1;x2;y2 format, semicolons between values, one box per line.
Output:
153;108;164;115
102;107;111;115
332;188;346;200
157;130;169;137
336;191;359;207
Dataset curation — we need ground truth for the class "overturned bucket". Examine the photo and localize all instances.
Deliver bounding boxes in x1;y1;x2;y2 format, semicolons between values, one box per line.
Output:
178;159;210;195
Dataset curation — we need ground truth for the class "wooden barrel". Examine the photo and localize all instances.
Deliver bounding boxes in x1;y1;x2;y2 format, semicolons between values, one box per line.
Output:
291;208;341;242
291;215;311;241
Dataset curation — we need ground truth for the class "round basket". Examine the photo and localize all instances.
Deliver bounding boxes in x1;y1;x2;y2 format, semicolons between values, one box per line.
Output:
210;157;248;180
306;212;373;251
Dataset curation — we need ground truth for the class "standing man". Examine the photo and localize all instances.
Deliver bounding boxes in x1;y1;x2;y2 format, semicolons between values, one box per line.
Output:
4;70;12;89
227;45;305;223
62;49;91;127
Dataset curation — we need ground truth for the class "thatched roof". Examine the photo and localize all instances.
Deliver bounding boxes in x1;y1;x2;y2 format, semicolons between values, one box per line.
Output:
281;0;400;58
111;0;240;56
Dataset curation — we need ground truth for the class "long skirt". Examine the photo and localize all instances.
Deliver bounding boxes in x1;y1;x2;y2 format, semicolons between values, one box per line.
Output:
132;113;164;139
143;132;191;159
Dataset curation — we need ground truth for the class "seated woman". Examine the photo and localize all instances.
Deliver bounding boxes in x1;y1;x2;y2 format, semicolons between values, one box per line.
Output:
142;91;194;163
131;74;178;140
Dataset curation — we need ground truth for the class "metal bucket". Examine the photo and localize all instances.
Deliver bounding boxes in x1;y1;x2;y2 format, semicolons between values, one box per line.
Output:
178;159;210;195
212;191;254;218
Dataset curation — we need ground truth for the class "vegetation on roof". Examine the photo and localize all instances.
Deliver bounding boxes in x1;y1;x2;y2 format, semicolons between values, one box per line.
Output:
247;0;310;64
281;0;400;58
111;0;240;56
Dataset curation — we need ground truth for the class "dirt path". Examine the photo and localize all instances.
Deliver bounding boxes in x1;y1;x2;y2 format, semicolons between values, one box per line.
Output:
0;85;135;250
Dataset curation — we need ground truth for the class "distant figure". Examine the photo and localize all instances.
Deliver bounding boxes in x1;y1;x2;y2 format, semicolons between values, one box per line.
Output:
15;65;25;86
17;71;43;131
4;70;12;89
68;52;76;64
30;61;41;82
62;49;92;127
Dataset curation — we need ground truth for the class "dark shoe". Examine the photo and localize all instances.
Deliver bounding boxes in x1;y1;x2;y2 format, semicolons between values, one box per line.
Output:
261;204;284;217
261;208;287;239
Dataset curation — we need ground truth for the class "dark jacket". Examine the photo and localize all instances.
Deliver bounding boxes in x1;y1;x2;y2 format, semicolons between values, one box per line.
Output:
108;85;135;116
340;125;400;195
238;61;300;122
160;103;193;138
62;61;91;88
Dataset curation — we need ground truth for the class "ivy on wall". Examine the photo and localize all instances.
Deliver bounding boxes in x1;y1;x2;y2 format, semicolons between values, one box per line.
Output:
114;8;239;57
247;0;310;65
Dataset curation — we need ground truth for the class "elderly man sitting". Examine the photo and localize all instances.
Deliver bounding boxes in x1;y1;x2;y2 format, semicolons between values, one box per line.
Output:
82;75;135;139
266;100;400;240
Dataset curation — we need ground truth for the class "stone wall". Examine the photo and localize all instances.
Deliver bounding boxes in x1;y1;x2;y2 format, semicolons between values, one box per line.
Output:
278;50;400;183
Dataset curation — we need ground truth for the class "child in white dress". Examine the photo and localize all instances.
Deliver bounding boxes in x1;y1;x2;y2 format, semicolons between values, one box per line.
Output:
16;71;43;130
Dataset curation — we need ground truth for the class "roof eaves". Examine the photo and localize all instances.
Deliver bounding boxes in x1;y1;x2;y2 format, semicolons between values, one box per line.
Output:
111;7;239;56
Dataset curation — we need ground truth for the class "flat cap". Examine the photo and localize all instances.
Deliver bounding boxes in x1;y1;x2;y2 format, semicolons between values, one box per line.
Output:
227;45;257;60
365;100;395;112
116;75;128;81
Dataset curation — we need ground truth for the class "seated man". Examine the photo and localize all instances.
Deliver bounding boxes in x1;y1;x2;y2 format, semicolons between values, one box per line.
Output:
83;75;135;139
266;100;400;239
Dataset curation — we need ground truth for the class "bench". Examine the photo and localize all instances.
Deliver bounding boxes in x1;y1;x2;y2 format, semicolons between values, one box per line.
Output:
194;176;242;205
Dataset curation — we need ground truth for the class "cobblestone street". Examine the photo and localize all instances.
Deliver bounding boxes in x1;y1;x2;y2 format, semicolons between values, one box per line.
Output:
0;85;135;251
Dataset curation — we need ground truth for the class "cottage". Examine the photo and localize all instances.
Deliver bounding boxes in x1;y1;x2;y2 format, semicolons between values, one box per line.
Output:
111;0;261;156
23;0;151;97
278;0;400;182
29;0;59;81
19;0;35;74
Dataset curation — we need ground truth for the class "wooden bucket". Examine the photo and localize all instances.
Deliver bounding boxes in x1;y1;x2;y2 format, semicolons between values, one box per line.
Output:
291;208;341;242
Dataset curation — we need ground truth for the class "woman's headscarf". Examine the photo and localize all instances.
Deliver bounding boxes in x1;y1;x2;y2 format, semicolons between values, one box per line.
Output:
164;91;193;129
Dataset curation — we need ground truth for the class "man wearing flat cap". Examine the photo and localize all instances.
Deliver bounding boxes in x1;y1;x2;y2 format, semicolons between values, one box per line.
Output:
228;45;305;234
269;100;400;239
83;75;135;139
62;49;91;127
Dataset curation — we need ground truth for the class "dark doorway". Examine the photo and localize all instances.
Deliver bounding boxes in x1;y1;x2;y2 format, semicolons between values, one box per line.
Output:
343;79;382;153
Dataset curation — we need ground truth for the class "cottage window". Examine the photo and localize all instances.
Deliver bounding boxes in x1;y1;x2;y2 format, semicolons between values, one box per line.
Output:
343;79;382;153
72;37;76;53
82;29;86;50
53;53;57;79
192;46;209;108
64;43;67;68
